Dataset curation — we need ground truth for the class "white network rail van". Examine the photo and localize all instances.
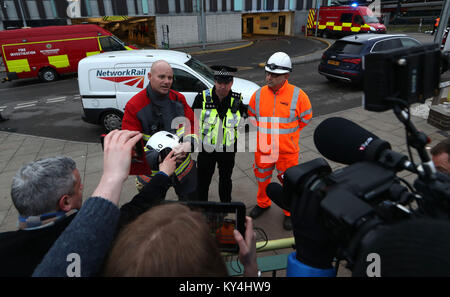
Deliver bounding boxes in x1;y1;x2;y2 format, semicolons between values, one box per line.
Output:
78;49;260;131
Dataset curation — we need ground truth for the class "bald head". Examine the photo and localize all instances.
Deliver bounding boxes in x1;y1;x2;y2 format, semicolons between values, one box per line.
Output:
148;60;173;95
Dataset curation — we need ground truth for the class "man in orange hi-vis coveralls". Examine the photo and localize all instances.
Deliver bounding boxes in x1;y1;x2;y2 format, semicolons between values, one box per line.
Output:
247;52;312;231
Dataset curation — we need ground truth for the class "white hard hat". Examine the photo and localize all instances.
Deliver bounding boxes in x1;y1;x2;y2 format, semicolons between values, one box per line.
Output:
265;52;292;74
146;131;180;152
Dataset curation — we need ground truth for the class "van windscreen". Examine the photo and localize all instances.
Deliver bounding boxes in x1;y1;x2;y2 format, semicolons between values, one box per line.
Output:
329;41;363;54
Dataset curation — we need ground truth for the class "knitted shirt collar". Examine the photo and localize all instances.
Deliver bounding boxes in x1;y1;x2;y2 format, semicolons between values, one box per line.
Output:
18;209;78;231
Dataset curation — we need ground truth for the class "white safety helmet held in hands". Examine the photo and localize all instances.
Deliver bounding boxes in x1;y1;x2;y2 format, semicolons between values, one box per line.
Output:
146;131;180;152
265;52;292;74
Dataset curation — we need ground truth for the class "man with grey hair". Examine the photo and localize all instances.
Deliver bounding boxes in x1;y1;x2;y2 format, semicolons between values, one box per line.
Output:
0;157;83;276
0;132;178;276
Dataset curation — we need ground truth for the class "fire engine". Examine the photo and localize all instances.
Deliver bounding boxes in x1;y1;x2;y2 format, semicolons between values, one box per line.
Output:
0;24;135;83
307;5;386;38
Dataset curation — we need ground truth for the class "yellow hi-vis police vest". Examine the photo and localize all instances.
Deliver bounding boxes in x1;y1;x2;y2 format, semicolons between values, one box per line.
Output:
200;88;242;147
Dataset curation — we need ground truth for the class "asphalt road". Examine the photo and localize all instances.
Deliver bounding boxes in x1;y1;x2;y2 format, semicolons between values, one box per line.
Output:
191;36;326;69
0;59;363;142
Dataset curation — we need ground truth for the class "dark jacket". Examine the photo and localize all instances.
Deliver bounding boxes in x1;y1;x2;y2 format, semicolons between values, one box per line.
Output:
0;214;76;277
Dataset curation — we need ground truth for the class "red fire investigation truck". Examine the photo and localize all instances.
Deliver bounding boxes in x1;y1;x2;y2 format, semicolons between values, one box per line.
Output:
0;24;135;82
307;5;386;38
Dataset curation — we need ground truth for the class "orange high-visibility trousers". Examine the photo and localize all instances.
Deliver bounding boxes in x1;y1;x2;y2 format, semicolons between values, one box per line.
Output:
253;151;299;216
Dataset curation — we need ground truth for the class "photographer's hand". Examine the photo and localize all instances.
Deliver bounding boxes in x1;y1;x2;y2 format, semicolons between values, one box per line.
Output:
159;150;177;176
93;130;142;206
234;216;258;277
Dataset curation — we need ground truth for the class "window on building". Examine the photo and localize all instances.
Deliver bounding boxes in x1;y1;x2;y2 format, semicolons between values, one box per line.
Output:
96;0;106;16
172;68;206;92
210;0;218;11
34;0;47;19
222;0;227;11
340;13;353;23
185;0;193;12
111;0;128;15
245;0;252;11
266;0;274;10
296;0;303;10
103;0;114;15
306;0;312;10
52;0;69;18
279;0;285;10
25;1;40;19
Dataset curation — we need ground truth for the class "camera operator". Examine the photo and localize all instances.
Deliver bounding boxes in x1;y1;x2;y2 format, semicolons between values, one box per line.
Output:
273;43;450;277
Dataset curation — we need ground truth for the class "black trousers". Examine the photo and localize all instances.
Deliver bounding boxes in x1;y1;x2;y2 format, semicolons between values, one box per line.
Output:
197;151;236;202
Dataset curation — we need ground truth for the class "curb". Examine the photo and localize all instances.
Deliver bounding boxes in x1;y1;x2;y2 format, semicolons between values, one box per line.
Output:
187;40;254;55
307;36;332;50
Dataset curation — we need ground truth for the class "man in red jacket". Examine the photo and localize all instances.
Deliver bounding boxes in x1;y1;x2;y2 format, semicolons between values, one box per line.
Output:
121;60;199;200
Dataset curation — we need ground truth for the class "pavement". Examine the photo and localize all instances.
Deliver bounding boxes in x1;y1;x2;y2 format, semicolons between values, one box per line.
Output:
0;33;449;277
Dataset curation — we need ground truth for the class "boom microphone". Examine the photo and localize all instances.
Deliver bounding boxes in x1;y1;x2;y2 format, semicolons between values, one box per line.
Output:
313;117;391;165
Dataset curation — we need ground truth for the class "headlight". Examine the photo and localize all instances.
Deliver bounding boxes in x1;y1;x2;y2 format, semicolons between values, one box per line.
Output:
370;26;376;32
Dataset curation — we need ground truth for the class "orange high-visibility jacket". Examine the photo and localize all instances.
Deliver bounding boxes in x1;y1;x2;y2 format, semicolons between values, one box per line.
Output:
248;80;312;155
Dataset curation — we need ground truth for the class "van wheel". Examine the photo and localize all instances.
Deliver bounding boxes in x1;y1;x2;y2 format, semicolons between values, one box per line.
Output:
39;68;58;82
101;111;123;132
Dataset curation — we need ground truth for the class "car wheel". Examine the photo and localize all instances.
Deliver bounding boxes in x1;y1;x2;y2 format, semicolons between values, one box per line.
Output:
101;110;123;132
39;68;58;82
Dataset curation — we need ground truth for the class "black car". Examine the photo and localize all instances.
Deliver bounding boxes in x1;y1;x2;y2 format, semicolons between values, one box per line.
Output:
318;34;422;84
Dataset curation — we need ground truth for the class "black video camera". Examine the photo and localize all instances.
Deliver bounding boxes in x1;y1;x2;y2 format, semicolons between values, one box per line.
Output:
267;44;450;273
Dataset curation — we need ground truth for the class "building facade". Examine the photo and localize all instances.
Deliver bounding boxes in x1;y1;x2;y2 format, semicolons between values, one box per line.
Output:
0;0;323;47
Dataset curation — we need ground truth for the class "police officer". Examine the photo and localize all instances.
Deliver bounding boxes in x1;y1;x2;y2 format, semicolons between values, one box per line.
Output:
192;65;247;202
